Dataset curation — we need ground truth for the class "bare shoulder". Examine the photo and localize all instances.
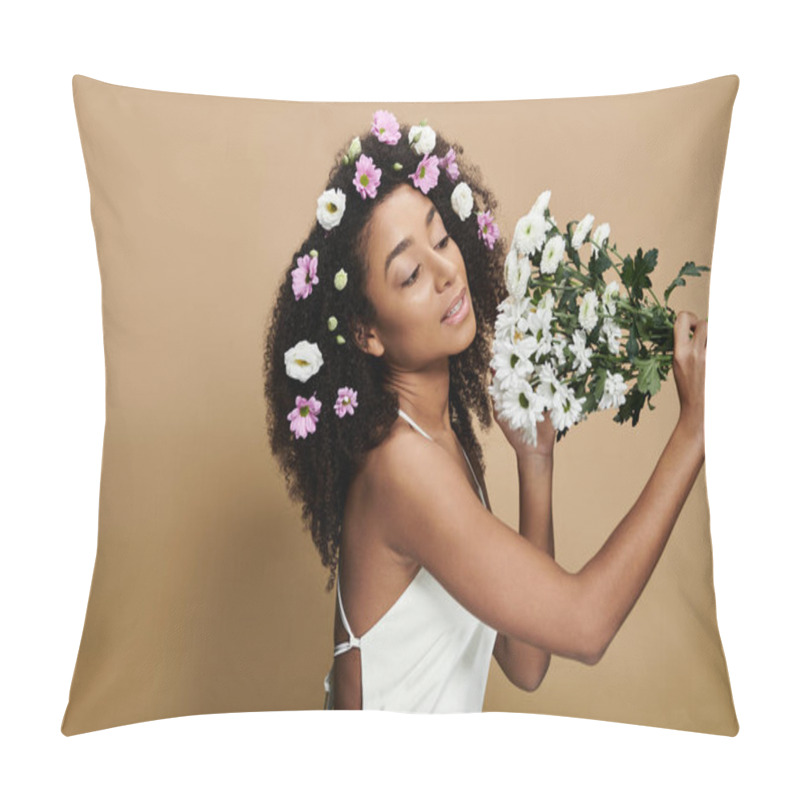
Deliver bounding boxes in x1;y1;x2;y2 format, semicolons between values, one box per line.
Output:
364;422;593;662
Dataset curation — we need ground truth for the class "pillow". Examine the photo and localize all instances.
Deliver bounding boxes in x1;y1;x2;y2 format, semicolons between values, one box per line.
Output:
62;74;739;736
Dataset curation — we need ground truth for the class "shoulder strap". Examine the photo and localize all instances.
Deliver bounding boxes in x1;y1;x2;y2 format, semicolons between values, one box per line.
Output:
397;408;434;441
334;573;361;656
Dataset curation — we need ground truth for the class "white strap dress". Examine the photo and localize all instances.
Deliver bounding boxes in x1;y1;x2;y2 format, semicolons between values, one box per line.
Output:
322;408;497;712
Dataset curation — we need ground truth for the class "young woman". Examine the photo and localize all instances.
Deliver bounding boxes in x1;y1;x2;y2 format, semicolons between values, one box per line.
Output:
262;110;706;712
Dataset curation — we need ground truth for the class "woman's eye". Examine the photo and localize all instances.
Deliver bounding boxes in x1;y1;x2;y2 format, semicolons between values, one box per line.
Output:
402;266;420;287
437;235;450;249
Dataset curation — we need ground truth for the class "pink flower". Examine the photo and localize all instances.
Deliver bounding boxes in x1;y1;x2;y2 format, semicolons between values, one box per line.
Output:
371;110;401;144
439;147;460;182
408;154;440;195
353;154;382;200
291;252;319;300
477;210;500;250
334;386;358;418
287;393;322;439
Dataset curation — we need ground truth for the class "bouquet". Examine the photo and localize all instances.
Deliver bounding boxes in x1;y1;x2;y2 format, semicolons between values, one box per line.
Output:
489;190;708;447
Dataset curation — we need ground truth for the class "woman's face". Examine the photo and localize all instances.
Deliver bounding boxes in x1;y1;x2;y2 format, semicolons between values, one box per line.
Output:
357;183;476;368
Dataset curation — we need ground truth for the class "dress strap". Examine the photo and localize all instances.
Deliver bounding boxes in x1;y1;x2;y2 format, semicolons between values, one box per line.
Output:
397;408;434;441
333;572;361;656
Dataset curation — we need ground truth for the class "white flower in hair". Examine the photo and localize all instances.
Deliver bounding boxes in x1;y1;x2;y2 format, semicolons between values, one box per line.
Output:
451;181;474;221
316;187;347;231
504;247;531;302
284;340;324;383
408;123;436;156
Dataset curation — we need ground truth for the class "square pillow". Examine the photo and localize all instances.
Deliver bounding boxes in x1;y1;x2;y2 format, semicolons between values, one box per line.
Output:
62;74;739;736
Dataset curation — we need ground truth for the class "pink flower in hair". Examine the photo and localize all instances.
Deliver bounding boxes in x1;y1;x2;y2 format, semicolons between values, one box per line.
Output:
408;153;440;195
439;147;460;183
334;386;358;418
371;110;401;144
353;155;382;200
287;393;322;439
477;210;500;250
291;252;319;300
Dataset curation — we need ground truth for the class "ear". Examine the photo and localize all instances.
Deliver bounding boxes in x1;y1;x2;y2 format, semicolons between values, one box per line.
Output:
352;319;385;358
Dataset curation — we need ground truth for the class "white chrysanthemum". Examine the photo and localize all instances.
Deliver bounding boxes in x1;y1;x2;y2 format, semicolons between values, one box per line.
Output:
530;189;552;217
527;305;554;360
602;280;620;316
491;335;537;389
504;248;532;301
495;295;532;343
571;213;595;248
599;317;623;355
540;235;566;275
551;332;568;366
408;123;436;155
550;385;587;431
316;187;347;231
451;181;474;221
568;329;592;376
494;376;547;448
598;372;628;410
533;361;564;407
578;289;599;332
284;340;324;383
513;212;549;256
591;222;611;252
536;291;556;313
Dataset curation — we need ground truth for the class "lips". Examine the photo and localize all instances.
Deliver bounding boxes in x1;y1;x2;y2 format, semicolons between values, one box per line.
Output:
441;287;467;321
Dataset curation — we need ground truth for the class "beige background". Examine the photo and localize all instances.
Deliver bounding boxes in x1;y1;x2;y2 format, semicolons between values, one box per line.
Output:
62;74;738;735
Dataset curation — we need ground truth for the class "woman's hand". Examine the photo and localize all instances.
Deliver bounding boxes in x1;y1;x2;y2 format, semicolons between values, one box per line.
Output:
672;310;707;442
490;367;557;459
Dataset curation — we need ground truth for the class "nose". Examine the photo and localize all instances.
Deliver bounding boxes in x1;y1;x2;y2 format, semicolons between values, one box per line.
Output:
431;246;459;292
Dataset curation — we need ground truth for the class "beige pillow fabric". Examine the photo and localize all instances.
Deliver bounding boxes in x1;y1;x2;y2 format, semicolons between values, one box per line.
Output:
62;74;739;736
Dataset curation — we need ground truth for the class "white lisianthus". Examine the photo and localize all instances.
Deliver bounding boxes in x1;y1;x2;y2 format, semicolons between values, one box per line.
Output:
408;123;436;155
451;181;474;221
599;317;623;355
284;340;324;383
591;222;611;252
598;372;628;410
568;329;592;376
602;280;620;316
504;248;532;301
540;235;566;275
316;188;347;231
530;189;552;217
571;213;595;248
578;289;599;332
513;211;549;256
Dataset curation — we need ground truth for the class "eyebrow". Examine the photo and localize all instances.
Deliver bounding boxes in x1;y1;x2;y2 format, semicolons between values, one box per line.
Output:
384;202;437;278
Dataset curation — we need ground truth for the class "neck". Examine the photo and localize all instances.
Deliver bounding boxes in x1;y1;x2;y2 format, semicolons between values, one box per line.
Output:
385;357;451;438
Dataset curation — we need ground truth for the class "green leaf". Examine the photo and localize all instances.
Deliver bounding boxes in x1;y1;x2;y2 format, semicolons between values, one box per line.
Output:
664;261;710;305
634;357;662;396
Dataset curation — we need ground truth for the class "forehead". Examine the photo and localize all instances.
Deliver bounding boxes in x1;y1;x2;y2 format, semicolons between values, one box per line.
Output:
367;185;437;248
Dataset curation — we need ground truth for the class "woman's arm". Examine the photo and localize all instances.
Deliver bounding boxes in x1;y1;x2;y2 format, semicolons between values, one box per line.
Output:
493;452;554;691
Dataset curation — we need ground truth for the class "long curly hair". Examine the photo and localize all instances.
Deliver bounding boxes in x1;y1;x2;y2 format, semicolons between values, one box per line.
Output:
263;112;507;591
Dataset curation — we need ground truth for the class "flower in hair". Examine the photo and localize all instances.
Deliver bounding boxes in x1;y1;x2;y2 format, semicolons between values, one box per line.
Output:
408;122;436;155
353;154;382;200
371;110;401;145
287;393;321;439
291;251;319;300
317;187;347;231
341;136;362;166
439;147;460;183
284;340;324;383
477;210;499;250
451;181;474;221
409;153;439;195
334;268;348;290
334;387;358;418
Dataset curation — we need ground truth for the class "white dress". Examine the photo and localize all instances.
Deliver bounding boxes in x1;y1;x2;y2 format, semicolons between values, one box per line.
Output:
322;408;497;712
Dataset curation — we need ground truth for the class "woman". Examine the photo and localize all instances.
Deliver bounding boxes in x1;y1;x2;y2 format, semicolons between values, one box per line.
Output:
262;110;706;712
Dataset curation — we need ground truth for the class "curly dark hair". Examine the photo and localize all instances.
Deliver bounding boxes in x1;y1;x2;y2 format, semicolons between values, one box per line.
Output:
263;113;508;592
